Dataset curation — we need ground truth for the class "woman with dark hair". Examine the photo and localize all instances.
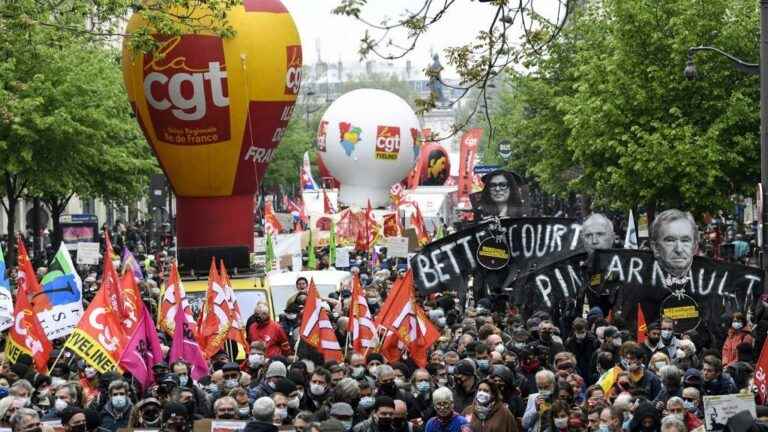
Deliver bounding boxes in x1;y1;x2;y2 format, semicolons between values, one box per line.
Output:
471;170;528;219
461;379;519;432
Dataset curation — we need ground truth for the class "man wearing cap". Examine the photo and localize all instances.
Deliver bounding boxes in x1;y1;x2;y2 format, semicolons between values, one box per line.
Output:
352;396;395;432
250;361;287;401
246;397;279;432
161;402;191;432
330;402;355;431
450;361;478;412
247;302;291;358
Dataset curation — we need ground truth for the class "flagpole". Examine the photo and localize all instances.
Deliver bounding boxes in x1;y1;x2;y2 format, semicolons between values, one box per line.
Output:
48;348;67;374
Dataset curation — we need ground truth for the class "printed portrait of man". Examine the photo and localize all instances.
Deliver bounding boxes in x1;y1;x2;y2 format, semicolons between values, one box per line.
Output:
650;209;698;278
580;213;616;257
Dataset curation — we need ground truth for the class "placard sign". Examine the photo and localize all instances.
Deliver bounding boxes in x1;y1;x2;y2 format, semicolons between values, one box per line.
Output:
76;242;101;265
385;237;409;258
703;393;756;431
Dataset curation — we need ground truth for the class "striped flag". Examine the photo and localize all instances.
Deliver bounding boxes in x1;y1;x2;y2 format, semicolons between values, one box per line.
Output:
347;275;377;353
299;279;342;362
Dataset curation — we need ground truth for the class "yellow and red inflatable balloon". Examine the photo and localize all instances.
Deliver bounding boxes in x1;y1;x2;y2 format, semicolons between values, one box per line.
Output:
122;0;300;252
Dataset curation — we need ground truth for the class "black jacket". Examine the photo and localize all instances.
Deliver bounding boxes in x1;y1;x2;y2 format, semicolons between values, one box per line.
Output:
245;420;279;432
564;333;600;380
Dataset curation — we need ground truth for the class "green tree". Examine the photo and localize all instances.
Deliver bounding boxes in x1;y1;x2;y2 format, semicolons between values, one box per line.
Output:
262;116;314;192
493;0;760;215
0;27;155;259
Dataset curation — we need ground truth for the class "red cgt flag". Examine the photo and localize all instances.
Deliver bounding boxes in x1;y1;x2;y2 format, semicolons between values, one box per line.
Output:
411;203;430;247
347;275;377;354
5;238;52;373
221;260;248;349
299;279;342;362
199;258;230;358
755;337;768;404
323;189;335;214
374;271;440;367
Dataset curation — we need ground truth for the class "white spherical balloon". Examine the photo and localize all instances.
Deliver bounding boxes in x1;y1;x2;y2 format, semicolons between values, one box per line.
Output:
316;89;420;207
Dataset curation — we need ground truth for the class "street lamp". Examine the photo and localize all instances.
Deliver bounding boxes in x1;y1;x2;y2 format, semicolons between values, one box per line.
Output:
685;0;768;291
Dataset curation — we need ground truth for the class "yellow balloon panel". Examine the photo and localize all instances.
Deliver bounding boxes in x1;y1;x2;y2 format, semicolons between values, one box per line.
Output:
122;1;301;197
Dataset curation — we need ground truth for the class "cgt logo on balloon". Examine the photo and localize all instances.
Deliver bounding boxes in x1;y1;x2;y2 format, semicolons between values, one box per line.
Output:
375;126;401;160
285;45;302;95
142;35;231;145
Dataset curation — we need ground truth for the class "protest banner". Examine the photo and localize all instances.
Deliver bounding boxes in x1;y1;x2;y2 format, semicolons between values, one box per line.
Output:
703;393;756;432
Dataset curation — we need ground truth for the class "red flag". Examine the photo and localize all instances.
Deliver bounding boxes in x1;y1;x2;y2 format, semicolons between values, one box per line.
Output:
158;263;197;337
373;271;439;367
264;201;283;235
347;275;377;354
755;337;768;404
221;260;247;348
457;128;482;201
636;304;647;344
411;204;430;247
5;238;52;373
299;279;342;362
364;199;373;252
323;189;335;214
199;258;230;358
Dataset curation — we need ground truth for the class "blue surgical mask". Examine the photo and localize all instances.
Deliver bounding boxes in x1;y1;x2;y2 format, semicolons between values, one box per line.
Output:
416;381;431;394
684;400;696;412
111;395;128;409
477;359;490;371
359;396;375;409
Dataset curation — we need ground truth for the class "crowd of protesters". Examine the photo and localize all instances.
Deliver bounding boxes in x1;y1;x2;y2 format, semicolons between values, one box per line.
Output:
0;215;767;432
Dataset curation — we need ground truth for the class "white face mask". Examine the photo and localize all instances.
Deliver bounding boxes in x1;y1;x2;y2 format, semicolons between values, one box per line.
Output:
554;417;569;429
475;391;492;405
275;407;288;420
310;383;326;396
661;330;673;340
249;354;264;367
287;397;300;409
54;398;68;413
733;322;744;330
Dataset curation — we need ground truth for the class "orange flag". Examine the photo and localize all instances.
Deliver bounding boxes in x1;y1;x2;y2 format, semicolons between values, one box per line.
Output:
411;203;430;247
221;260;247;348
64;234;129;373
299;279;342;362
5;238;53;373
158;263;197;337
264;201;283;235
636;304;647;344
199;258;230;358
347;275;377;354
373;271;440;367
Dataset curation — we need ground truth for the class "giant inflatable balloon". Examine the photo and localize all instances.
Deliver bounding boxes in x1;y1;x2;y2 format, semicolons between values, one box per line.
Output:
122;0;300;253
317;89;419;207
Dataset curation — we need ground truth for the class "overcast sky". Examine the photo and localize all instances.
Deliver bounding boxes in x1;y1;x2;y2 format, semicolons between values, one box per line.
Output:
281;0;565;78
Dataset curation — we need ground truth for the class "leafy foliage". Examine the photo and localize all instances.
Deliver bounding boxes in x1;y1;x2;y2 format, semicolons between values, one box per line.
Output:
493;0;760;214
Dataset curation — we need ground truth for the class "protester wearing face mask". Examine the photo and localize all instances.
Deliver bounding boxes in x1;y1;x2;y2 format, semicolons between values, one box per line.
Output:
213;397;238;420
659;318;681;361
301;368;331;412
449;361;478;412
410;369;435;422
522;369;555;432
681;387;702;419
424;388;472;432
230;389;253;420
250;361;287;400
271;393;290;426
352;396;396;432
161;402;191;432
247;303;291;358
330;403;355;432
665;397;703;432
349;354;368;381
61;407;86;432
462;379;517;432
129;399;162;429
598;406;622;432
619;344;662;401
98;381;132;432
9;408;42;432
246;342;267;375
42;385;78;420
171;361;209;417
373;366;418;420
564;318;600;381
537;321;565;364
722;312;754;367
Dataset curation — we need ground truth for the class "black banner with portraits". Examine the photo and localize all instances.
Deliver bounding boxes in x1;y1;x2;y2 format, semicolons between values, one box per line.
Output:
592;249;762;332
410;217;582;295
